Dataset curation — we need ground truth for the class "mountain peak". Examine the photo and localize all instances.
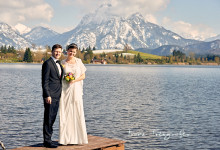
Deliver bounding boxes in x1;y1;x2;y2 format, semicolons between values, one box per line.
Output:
128;12;147;25
130;12;145;20
14;23;31;35
0;22;31;48
79;4;118;26
24;26;59;46
60;11;199;50
0;22;12;30
98;3;112;9
30;26;57;33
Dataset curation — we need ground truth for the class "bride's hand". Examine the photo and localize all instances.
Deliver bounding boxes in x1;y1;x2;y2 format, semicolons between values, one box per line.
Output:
69;73;85;84
70;80;76;84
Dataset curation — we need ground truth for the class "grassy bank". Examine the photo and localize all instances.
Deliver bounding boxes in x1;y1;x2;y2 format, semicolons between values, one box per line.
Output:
127;50;162;59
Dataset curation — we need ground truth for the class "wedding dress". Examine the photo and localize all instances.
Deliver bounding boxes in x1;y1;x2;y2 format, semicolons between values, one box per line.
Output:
59;58;88;145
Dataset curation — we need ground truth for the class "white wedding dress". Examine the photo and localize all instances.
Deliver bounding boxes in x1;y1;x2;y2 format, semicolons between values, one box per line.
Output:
59;58;88;145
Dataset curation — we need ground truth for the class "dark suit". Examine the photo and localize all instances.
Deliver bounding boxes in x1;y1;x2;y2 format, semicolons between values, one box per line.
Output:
42;57;63;144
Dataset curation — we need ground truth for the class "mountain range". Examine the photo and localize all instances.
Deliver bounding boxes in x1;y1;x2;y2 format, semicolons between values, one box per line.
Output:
205;34;220;42
23;26;59;46
0;22;31;48
0;8;220;56
44;12;200;50
137;39;220;56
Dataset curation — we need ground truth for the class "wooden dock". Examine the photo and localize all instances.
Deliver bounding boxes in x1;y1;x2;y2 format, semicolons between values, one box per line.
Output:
12;135;125;150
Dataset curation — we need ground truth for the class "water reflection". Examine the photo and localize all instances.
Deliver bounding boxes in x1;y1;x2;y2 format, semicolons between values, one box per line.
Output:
0;64;220;149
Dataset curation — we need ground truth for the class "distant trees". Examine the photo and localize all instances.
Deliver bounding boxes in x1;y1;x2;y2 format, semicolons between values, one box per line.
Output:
75;49;84;60
1;44;220;65
162;50;220;65
32;49;44;62
81;45;96;51
23;48;33;62
100;52;106;59
84;49;93;63
123;43;132;52
114;53;119;63
134;53;143;63
0;45;18;62
43;45;52;61
172;50;186;62
214;56;219;63
173;50;185;58
82;48;85;52
0;45;16;54
86;46;91;51
80;45;95;63
189;52;195;63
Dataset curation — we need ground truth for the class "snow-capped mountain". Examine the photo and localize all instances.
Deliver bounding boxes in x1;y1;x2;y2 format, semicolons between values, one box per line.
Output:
184;39;220;55
137;40;220;56
50;11;199;50
205;34;220;42
1;5;217;55
14;23;31;35
0;22;31;49
24;26;59;46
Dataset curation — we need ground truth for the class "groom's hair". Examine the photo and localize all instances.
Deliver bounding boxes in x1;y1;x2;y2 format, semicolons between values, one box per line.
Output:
52;44;62;52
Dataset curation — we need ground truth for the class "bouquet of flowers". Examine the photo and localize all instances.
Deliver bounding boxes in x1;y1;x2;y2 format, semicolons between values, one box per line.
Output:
64;72;75;82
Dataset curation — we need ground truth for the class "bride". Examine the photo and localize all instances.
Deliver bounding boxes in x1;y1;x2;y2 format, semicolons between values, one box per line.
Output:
59;43;88;145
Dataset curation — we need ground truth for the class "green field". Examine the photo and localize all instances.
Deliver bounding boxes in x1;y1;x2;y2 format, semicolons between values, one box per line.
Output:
128;50;162;59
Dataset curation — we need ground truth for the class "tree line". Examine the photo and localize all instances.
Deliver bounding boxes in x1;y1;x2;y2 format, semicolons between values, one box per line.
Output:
163;50;220;65
0;45;219;65
0;45;16;54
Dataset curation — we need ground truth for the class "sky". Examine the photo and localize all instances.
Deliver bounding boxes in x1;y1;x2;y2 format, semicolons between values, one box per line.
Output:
0;0;219;40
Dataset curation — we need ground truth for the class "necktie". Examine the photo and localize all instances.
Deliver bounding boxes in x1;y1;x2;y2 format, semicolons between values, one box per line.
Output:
56;60;61;64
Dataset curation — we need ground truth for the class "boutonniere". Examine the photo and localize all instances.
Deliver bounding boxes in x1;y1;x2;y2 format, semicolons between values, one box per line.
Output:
61;64;65;68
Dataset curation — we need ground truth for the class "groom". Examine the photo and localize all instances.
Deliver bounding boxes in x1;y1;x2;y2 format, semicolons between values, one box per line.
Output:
42;44;63;148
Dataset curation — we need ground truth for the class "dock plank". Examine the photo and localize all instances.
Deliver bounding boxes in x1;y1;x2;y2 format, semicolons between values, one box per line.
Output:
12;135;125;150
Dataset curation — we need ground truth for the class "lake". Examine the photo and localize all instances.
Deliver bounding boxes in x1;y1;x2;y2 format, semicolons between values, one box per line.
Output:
0;63;220;150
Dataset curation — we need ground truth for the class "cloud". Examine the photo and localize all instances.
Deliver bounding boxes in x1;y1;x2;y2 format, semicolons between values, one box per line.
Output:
0;0;53;25
38;23;75;34
109;0;169;17
162;17;217;40
145;14;158;24
60;0;169;21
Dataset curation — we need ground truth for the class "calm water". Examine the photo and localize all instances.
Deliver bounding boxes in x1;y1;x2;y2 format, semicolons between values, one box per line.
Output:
0;63;220;150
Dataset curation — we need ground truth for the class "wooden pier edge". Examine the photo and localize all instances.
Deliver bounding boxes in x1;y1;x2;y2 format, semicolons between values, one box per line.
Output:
12;135;125;150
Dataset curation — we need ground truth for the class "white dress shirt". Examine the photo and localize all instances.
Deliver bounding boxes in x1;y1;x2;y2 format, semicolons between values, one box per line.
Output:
51;56;61;76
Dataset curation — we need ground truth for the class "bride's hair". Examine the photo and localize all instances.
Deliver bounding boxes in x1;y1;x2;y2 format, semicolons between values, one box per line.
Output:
67;43;78;50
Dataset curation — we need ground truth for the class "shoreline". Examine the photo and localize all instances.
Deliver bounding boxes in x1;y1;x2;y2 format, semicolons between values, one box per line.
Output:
0;62;219;66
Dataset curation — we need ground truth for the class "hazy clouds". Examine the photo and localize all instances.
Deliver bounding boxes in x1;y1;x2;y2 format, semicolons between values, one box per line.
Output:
0;0;53;25
162;17;217;40
0;0;217;40
60;0;217;40
60;0;169;21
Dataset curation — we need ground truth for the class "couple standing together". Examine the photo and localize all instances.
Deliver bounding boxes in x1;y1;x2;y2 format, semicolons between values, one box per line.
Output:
42;43;88;148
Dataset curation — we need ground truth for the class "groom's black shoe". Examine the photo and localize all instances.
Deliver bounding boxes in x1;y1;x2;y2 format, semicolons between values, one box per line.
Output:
43;142;58;148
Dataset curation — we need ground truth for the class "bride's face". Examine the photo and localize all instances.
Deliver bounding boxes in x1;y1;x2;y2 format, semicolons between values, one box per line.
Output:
67;48;77;58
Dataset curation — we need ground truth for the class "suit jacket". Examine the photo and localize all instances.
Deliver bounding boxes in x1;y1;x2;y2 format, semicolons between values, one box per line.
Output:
42;57;63;99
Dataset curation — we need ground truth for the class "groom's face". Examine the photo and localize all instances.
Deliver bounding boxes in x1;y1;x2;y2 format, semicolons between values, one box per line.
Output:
52;48;62;59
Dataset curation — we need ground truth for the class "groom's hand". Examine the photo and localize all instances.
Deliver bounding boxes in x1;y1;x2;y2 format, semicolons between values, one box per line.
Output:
46;97;52;104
